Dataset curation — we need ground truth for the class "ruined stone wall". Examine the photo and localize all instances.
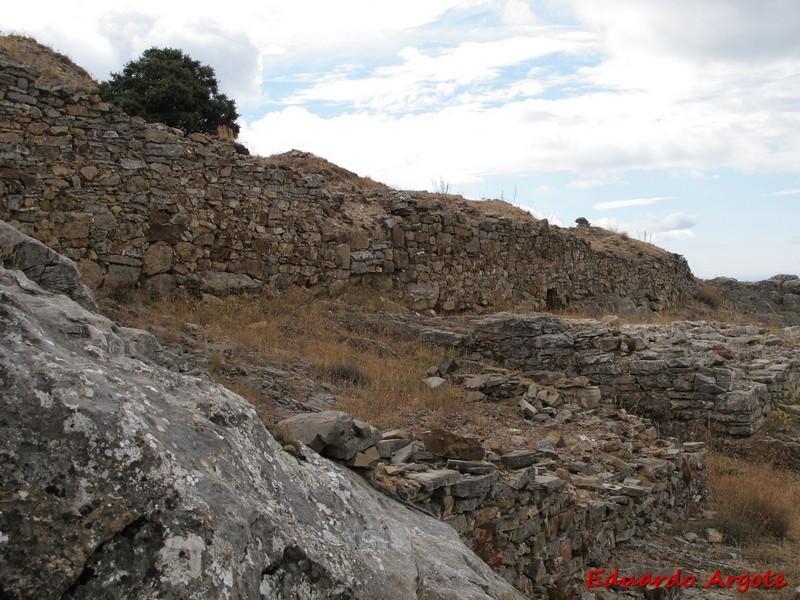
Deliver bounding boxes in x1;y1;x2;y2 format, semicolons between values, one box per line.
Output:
470;315;800;437
0;57;697;312
278;411;707;597
397;439;706;596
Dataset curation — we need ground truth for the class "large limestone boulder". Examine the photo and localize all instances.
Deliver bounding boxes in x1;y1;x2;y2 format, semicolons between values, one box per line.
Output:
0;266;523;600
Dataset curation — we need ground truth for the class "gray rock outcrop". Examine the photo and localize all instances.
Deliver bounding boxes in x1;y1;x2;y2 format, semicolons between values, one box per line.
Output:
0;265;523;600
0;219;95;311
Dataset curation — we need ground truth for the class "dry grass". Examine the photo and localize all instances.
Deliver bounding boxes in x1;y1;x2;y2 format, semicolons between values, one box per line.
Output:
571;224;672;259
216;125;236;141
702;452;800;594
707;452;798;544
0;34;96;89
267;151;387;192
697;284;724;309
122;287;464;427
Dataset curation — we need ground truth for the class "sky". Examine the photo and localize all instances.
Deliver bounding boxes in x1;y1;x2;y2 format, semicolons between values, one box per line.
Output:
3;0;799;280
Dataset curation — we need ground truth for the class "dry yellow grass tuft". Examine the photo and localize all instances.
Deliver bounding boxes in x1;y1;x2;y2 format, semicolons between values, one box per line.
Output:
707;452;798;544
703;452;800;595
267;150;388;192
123;287;464;427
697;283;725;309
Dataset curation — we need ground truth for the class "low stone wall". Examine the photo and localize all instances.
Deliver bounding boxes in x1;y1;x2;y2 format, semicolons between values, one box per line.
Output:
468;316;800;436
278;409;707;597
0;57;696;313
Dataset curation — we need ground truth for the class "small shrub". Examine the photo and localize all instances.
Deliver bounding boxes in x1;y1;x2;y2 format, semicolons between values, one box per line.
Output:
97;47;240;137
105;281;138;304
431;176;452;195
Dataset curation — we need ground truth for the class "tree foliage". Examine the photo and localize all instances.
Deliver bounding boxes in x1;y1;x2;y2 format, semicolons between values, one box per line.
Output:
97;47;240;137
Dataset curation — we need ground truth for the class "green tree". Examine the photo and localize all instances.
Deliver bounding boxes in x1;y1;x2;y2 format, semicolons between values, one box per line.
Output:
97;47;240;137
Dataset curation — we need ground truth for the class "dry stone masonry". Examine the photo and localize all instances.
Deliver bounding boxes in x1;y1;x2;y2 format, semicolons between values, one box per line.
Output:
0;56;696;313
433;314;800;438
276;410;707;598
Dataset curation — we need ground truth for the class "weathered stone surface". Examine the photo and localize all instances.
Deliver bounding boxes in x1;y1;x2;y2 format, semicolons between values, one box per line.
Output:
198;271;258;295
420;327;470;347
278;411;354;452
471;314;800;437
0;266;524;600
519;397;537;419
407;469;461;492
500;450;539;470
382;429;410;440
346;445;380;468
141;242;173;276
446;460;498;475
451;472;499;497
423;375;447;389
377;438;411;458
0;219;95;310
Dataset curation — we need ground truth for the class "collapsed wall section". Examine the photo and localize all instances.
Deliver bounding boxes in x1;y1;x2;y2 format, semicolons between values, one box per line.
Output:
1;57;696;312
471;315;800;437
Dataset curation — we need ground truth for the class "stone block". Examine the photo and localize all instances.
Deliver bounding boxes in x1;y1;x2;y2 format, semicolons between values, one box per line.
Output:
424;429;485;461
407;469;460;492
141;243;173;276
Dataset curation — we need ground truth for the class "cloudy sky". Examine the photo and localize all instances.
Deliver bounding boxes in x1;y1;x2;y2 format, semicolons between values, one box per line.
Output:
4;1;799;280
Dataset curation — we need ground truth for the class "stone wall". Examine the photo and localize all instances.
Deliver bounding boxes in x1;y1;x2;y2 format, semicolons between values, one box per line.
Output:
468;315;800;437
277;410;707;597
0;57;696;313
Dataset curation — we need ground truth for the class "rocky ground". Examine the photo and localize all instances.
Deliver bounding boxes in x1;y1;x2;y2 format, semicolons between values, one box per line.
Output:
99;293;800;599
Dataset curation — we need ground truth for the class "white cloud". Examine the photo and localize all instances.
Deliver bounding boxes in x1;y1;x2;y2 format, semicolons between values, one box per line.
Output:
593;212;697;242
515;204;565;227
771;188;800;196
594;197;673;210
568;173;630;189
568;178;607;189
284;32;596;112
8;0;800;177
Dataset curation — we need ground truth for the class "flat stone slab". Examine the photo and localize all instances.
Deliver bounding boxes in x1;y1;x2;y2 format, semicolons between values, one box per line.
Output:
451;472;500;498
500;450;539;470
407;469;461;492
424;428;485;461
532;474;566;491
446;459;498;474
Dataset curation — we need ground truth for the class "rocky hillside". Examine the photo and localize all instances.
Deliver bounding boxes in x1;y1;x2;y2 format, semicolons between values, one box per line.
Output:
3;217;799;599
